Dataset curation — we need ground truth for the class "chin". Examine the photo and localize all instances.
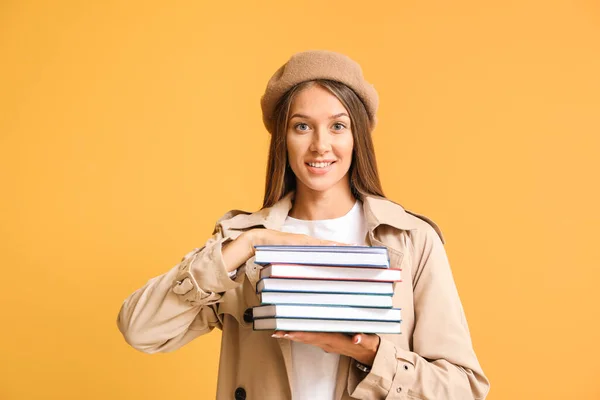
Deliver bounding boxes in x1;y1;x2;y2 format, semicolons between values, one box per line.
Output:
299;177;345;194
305;185;335;193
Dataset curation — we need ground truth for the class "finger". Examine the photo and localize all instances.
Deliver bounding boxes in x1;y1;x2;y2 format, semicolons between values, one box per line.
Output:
279;232;345;247
267;231;348;247
310;237;340;246
318;239;348;246
353;333;380;350
271;330;288;338
285;331;343;344
295;234;342;247
283;331;312;341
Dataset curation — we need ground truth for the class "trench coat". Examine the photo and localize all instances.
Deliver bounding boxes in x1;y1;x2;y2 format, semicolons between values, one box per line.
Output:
117;192;490;400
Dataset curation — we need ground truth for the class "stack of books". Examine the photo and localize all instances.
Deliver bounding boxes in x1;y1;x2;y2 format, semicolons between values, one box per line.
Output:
251;245;402;334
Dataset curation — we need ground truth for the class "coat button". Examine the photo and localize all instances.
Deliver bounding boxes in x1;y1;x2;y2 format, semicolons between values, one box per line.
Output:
243;308;253;323
234;387;246;400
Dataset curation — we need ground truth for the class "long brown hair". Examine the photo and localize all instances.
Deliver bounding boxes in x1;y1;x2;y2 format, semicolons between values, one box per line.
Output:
262;79;385;208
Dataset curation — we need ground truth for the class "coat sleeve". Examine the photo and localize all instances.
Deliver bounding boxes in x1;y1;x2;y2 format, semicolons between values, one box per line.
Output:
348;225;490;400
116;219;244;354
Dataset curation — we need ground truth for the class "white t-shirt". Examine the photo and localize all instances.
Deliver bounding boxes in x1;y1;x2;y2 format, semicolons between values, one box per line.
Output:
280;200;368;400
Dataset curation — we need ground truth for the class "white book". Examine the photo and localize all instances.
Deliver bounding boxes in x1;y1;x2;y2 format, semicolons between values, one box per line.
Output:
254;245;389;268
257;278;394;295
260;264;401;282
254;318;402;334
258;291;393;308
253;304;402;321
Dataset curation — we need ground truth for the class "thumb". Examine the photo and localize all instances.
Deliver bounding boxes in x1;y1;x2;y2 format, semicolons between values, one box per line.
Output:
352;333;379;350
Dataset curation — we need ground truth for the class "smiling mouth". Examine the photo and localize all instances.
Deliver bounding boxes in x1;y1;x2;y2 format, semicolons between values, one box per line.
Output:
306;161;335;168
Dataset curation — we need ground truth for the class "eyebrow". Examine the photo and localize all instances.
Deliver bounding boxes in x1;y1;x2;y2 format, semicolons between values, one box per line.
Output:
289;113;350;120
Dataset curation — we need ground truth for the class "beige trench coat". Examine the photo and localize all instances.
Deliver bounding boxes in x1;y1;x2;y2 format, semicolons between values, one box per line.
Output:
117;192;490;400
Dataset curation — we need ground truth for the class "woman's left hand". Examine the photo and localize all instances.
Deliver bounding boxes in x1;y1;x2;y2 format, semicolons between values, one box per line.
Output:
271;331;380;366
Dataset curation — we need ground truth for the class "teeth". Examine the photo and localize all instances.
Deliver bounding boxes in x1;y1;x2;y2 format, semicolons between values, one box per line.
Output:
308;162;333;168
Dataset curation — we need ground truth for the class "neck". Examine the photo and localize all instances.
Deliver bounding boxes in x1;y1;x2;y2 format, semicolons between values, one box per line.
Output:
289;183;356;220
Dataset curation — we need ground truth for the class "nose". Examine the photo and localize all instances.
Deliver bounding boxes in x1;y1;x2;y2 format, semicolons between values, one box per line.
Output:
310;128;331;154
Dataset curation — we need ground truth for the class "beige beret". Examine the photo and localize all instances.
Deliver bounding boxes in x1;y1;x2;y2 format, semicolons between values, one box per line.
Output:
260;50;379;135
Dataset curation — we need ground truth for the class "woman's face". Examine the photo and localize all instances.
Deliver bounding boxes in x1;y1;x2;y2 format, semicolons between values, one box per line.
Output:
286;84;354;196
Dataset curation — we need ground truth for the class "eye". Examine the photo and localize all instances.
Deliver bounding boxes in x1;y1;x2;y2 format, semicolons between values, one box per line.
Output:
295;123;310;131
332;122;346;131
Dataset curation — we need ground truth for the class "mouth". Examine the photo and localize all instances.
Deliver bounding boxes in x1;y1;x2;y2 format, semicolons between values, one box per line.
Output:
306;161;336;169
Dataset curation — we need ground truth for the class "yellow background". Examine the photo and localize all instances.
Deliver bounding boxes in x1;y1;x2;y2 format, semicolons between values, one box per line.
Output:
1;0;599;399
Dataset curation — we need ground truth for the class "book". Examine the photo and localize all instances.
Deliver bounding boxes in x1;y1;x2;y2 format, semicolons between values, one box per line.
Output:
254;245;390;268
253;317;402;334
258;291;393;308
257;278;394;295
260;264;401;282
253;304;402;321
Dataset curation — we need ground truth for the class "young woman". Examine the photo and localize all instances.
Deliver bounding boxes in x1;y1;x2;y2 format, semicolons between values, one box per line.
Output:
117;50;490;400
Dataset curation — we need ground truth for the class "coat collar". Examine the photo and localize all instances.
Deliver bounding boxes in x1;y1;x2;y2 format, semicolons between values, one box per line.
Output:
362;195;422;232
219;191;430;236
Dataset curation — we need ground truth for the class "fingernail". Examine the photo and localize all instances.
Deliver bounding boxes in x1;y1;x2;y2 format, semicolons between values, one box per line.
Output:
355;335;362;344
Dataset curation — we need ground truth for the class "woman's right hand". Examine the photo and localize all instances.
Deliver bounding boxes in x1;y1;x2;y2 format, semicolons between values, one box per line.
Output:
222;229;344;273
249;228;344;248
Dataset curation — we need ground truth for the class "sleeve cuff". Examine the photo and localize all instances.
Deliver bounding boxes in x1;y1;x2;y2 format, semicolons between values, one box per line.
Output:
227;268;238;280
172;237;242;304
348;338;417;399
390;347;417;389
